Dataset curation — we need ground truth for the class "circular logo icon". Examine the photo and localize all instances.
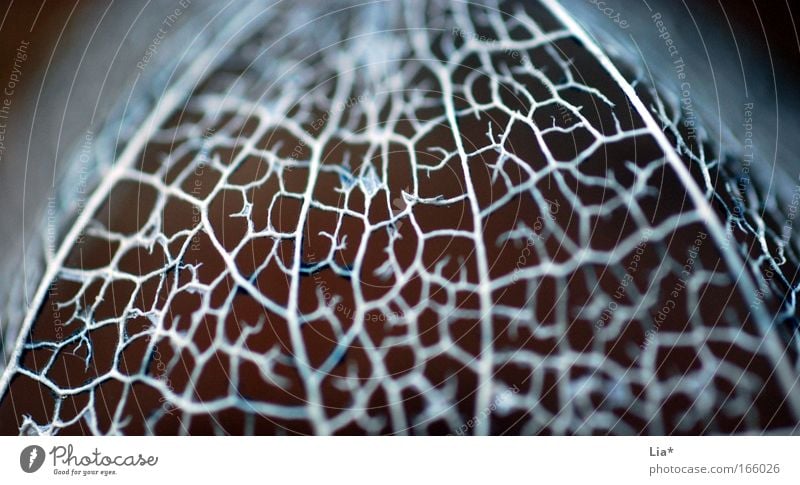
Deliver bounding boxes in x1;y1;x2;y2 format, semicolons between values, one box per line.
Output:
20;445;45;473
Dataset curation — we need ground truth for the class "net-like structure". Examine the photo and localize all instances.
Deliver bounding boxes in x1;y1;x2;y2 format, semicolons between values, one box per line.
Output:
1;0;798;435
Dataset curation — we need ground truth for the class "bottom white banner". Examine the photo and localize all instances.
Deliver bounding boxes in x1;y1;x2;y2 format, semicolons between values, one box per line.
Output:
1;436;797;484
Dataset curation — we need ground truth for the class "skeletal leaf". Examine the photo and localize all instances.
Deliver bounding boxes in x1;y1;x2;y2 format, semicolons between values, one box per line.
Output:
1;0;798;436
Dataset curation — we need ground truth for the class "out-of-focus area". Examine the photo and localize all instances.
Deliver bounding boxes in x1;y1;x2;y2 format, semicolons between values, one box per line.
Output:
564;0;800;192
0;0;208;331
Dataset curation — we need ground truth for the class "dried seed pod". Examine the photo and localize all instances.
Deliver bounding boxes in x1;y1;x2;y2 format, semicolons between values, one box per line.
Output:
0;0;798;436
